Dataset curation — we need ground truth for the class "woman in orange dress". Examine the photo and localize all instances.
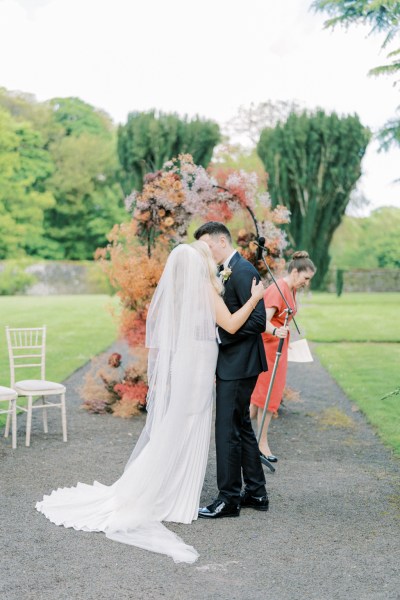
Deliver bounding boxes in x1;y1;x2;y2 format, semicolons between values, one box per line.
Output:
250;251;316;462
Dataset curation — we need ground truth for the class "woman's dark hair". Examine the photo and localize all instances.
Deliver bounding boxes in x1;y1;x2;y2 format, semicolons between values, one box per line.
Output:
287;251;316;274
194;221;232;243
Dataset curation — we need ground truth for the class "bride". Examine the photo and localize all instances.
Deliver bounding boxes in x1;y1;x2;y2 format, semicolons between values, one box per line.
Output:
36;241;265;564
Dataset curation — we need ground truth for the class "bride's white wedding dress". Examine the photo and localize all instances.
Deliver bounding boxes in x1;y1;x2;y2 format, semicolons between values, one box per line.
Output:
36;245;218;564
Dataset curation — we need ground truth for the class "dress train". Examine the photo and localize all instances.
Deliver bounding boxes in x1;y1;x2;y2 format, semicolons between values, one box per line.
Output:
36;405;212;563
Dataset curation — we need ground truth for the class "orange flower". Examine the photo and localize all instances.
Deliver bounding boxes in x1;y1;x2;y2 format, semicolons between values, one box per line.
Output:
135;210;151;222
122;315;146;347
164;217;174;227
249;241;258;252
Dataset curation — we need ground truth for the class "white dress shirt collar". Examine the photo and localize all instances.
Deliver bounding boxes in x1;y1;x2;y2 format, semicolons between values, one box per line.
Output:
223;250;237;270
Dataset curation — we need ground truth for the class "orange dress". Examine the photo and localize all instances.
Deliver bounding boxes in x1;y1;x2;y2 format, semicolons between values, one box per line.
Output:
250;279;297;413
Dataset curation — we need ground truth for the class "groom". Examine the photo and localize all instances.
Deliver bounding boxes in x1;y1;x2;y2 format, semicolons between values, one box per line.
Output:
195;222;269;518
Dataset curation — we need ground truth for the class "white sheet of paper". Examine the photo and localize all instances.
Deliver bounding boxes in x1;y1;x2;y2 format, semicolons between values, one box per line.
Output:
288;339;313;363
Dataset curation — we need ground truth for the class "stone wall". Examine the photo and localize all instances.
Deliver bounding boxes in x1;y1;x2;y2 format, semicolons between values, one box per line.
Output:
325;268;400;293
2;261;399;295
0;261;111;295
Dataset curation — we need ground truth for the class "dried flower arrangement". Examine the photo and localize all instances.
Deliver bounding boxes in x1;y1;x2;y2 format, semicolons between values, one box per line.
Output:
83;154;291;417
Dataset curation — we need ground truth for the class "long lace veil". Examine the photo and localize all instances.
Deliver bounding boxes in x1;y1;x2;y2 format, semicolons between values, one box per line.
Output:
105;244;218;563
124;243;216;466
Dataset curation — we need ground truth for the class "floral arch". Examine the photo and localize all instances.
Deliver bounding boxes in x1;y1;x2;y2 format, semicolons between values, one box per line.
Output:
83;154;290;416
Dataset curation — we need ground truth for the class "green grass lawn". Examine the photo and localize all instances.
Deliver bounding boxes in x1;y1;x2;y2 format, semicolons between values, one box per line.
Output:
297;292;400;342
0;295;119;426
1;292;399;455
295;292;400;455
316;343;400;455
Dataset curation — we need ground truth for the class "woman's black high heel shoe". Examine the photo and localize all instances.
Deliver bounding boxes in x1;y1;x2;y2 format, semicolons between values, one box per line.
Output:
259;452;276;473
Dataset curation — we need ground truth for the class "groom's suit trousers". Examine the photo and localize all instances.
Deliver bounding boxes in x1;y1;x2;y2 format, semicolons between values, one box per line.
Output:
215;375;266;505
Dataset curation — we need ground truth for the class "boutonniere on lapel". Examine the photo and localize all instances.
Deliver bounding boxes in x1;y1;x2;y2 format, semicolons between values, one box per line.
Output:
220;267;232;282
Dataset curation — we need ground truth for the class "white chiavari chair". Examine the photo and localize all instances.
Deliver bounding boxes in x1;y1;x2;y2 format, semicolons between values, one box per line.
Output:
6;326;67;447
1;383;17;449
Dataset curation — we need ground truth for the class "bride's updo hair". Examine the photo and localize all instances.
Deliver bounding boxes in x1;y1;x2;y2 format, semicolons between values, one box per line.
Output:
287;251;316;274
191;241;223;295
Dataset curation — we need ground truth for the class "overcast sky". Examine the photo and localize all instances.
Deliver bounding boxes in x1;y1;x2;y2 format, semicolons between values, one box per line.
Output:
1;0;399;214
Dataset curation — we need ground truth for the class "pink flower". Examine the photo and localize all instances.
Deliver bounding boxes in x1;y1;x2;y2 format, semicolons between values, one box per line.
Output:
125;192;137;213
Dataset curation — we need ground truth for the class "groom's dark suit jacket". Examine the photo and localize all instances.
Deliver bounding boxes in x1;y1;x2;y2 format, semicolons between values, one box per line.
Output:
217;252;267;380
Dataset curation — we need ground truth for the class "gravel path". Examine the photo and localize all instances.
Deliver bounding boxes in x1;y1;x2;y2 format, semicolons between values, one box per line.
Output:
1;341;399;600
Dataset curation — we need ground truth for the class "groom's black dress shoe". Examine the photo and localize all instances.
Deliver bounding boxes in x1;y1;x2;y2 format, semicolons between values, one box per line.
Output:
240;491;269;511
198;499;240;519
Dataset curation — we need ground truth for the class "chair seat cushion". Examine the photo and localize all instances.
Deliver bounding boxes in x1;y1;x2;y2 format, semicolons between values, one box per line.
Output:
15;379;66;394
0;385;17;400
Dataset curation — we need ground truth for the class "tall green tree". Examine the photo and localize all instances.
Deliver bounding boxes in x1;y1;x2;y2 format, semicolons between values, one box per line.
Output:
0;90;126;259
312;0;400;43
49;97;114;139
330;206;400;268
117;111;220;193
312;0;400;150
0;87;61;148
45;132;124;259
257;110;371;287
0;107;55;258
42;97;126;259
